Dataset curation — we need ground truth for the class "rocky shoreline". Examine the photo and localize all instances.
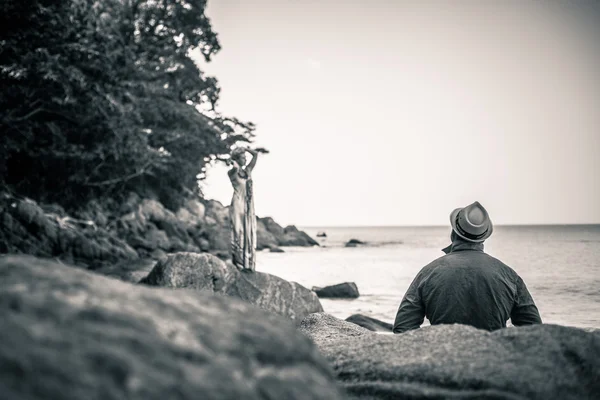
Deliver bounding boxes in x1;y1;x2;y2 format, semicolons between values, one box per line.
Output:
1;253;599;399
0;191;318;270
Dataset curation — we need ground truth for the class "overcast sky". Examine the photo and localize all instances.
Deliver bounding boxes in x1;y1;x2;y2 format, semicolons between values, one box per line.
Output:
198;0;600;227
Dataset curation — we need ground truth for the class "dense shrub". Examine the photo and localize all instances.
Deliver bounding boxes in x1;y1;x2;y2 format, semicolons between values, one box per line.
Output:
0;0;254;210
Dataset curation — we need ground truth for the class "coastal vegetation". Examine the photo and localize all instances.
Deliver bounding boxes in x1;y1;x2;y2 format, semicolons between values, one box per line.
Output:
1;0;253;211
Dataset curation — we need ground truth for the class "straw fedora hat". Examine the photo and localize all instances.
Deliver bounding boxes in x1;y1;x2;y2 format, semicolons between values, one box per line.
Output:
450;201;493;243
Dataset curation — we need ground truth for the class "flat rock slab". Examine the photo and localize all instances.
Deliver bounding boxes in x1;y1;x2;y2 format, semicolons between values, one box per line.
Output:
300;313;600;400
141;252;323;323
0;256;342;400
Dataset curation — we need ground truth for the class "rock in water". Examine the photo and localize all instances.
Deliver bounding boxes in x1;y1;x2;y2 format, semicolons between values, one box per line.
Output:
345;314;393;332
281;225;320;247
141;252;323;322
0;256;342;400
260;216;286;238
345;239;366;248
300;313;600;400
313;282;360;299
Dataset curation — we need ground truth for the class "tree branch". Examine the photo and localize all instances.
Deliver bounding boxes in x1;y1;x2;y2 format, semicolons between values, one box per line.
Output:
83;160;155;187
12;107;45;122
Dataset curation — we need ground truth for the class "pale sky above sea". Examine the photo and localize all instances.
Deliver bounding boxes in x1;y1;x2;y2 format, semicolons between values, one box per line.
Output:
196;0;600;227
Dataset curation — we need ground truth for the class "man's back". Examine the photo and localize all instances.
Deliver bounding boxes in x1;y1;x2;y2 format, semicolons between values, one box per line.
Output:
393;241;542;333
422;250;520;330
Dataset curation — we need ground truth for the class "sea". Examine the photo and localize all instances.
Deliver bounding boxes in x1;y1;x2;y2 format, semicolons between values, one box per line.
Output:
256;225;600;330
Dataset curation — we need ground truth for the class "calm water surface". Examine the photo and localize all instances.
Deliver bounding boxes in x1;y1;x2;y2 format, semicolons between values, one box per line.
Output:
256;225;600;329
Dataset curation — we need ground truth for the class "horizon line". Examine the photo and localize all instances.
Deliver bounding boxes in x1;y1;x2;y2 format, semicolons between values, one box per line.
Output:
298;223;600;229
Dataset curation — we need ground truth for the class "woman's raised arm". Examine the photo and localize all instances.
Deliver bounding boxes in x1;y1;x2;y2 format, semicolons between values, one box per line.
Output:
246;147;268;174
245;149;258;173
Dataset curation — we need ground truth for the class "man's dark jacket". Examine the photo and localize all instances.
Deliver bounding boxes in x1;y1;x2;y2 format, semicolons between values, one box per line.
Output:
393;238;542;333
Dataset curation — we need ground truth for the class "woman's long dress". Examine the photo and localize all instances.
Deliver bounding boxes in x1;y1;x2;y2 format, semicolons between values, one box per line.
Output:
229;169;256;271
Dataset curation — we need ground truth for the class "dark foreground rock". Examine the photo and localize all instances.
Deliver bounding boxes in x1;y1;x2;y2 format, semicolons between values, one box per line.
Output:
313;282;360;299
300;313;600;400
141;252;323;322
345;314;393;332
0;256;343;400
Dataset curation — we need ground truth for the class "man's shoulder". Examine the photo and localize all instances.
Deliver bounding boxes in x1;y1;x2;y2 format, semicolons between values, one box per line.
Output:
480;252;519;273
435;251;519;274
418;255;449;274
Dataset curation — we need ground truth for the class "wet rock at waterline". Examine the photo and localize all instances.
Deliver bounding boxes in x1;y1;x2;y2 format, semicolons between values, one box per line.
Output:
345;238;366;247
141;252;323;322
313;282;360;299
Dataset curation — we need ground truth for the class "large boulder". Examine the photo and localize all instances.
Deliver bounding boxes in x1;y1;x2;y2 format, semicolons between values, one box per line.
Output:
256;218;280;250
345;314;393;332
177;198;206;224
281;225;319;247
143;227;171;250
202;221;231;254
300;313;600;400
204;199;229;226
259;218;319;248
0;256;343;400
260;217;286;238
313;282;360;299
141;252;324;323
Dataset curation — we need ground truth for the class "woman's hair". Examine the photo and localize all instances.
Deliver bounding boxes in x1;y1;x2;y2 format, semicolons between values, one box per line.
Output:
231;148;247;161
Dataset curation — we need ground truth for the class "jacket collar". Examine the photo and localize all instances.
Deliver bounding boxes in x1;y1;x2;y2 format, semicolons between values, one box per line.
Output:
442;237;485;254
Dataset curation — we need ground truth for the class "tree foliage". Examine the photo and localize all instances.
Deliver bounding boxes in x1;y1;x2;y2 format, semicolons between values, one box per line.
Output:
0;0;254;210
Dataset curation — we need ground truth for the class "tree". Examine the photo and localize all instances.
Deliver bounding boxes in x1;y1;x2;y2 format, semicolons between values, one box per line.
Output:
0;0;254;210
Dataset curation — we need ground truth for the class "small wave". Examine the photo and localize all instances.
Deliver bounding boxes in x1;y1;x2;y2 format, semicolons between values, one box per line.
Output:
321;240;405;248
372;241;405;247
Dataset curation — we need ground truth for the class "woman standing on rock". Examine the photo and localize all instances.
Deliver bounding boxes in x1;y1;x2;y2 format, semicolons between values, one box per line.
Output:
227;147;267;271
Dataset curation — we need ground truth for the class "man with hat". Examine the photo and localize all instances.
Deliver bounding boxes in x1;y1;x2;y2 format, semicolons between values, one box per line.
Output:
393;201;542;333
